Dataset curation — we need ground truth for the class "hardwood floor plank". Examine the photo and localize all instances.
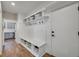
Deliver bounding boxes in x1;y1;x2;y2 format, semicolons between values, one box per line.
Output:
2;39;54;57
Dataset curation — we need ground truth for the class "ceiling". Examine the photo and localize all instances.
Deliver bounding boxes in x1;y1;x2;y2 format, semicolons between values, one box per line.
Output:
2;1;53;15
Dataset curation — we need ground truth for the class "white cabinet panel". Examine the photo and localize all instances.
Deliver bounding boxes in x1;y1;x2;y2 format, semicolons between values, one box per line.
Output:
50;3;79;57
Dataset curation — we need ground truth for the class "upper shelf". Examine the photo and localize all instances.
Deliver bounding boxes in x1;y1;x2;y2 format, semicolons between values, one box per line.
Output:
23;11;49;26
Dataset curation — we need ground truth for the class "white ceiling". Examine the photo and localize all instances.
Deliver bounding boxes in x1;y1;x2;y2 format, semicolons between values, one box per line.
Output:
2;1;52;15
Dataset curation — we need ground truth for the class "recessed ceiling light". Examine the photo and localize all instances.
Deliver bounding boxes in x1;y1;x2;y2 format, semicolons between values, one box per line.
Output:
11;2;15;6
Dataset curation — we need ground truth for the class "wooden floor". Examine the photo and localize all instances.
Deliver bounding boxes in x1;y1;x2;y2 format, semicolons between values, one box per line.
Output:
2;39;53;57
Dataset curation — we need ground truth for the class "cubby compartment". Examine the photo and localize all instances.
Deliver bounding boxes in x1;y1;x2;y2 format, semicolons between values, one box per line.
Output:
20;38;46;57
23;11;49;26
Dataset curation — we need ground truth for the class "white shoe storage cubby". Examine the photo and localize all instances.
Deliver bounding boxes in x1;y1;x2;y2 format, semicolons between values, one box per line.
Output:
20;38;46;57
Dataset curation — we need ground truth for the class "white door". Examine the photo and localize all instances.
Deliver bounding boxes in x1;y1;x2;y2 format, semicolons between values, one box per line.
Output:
49;3;79;57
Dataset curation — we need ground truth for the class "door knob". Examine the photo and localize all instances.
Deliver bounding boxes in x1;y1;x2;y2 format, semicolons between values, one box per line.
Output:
52;34;54;37
52;31;54;33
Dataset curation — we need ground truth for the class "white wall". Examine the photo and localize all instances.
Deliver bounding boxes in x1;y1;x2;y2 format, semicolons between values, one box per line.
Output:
15;14;26;43
44;13;52;54
16;13;47;46
0;1;3;55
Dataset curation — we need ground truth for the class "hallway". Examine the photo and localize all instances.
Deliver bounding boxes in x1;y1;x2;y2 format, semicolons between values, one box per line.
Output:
2;39;34;57
2;39;53;57
0;1;79;57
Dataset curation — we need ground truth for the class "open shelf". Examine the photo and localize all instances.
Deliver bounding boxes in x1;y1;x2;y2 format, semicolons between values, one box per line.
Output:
20;38;46;57
23;11;49;26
